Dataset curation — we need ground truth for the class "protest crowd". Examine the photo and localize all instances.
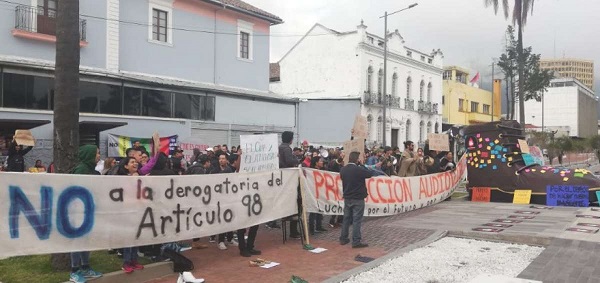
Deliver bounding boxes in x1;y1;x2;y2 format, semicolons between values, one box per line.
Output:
0;130;457;283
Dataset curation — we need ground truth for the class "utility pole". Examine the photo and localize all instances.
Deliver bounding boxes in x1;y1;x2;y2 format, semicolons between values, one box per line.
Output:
380;3;418;147
491;60;495;121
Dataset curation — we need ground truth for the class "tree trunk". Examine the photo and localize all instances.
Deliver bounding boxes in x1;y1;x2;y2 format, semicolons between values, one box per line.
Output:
505;74;510;120
51;0;81;271
517;12;526;128
510;76;516;120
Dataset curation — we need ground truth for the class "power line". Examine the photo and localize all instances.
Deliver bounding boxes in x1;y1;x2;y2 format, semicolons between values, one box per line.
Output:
0;0;334;38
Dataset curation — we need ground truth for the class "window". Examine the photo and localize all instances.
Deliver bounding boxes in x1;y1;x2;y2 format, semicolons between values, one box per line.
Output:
428;58;433;64
406;77;412;99
148;1;172;45
421;55;425;62
419;121;424;142
367;115;373;141
435;122;439;133
443;71;452;80
392;73;398;97
124;87;142;116
458;99;464;111
240;31;249;59
152;9;168;42
377;117;383;143
79;81;122;114
483;104;490;114
427;122;432;134
366;66;373;93
405;119;411;141
174;93;214;121
142;89;172;118
377;69;383;95
368;36;374;44
419;80;425;101
442;95;445;105
378;40;384;47
471;101;479;113
427;82;432;102
406;51;412;57
2;73;53;110
199;96;215;121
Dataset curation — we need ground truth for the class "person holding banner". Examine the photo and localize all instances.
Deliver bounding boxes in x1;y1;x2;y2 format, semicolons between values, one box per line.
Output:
278;131;301;238
211;154;239;250
339;151;373;248
115;157;145;273
69;145;103;283
308;157;328;235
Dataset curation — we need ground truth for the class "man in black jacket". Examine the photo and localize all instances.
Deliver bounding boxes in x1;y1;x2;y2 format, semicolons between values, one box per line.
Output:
7;140;32;172
275;131;301;237
339;151;373;248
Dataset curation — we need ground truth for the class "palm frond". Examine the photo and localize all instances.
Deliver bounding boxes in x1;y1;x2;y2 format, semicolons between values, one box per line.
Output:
522;0;532;26
503;0;509;19
484;0;500;15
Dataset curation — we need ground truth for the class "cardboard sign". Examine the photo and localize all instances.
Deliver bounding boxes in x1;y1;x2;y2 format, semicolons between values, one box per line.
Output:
546;185;589;207
239;134;279;173
342;139;365;165
471;187;491;202
14;130;35;146
513;190;532;204
352;115;368;139
427;133;449;151
522;154;536;166
518;139;530;154
179;137;210;162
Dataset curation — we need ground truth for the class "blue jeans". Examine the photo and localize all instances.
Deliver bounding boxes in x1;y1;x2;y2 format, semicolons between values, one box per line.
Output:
122;247;139;264
70;251;90;269
339;198;365;246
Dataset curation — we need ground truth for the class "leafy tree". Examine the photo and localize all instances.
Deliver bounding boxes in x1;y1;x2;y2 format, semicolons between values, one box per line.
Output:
485;0;537;128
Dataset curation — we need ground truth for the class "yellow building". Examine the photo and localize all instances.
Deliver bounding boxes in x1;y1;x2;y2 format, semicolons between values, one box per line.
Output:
442;66;501;126
539;58;594;90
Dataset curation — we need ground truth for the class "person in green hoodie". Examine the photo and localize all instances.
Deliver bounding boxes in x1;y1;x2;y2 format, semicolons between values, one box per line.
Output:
69;145;103;283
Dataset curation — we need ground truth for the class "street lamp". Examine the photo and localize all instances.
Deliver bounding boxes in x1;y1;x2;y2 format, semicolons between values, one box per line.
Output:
380;3;418;147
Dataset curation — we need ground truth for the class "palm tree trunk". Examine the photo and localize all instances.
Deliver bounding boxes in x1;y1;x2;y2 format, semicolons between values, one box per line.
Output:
51;0;81;271
517;15;525;128
505;74;510;120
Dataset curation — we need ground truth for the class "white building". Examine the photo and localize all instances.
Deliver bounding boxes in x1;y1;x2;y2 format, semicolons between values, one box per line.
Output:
515;78;598;138
271;21;443;148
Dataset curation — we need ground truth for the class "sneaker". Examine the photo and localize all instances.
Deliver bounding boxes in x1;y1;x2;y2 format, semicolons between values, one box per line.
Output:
122;264;134;274
248;249;261;255
69;271;86;283
179;271;205;283
227;239;239;247
328;223;335;228
81;268;102;278
130;261;144;270
209;236;216;243
218;242;227;250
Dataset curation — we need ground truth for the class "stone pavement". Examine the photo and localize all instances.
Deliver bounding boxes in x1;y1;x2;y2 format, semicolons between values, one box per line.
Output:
142;201;600;283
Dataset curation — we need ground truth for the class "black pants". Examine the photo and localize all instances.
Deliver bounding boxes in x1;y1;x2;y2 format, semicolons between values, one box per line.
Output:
309;213;323;232
237;225;259;251
329;215;343;225
218;232;234;243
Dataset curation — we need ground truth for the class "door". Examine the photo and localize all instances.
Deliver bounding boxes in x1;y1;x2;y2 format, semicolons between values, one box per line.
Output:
391;129;399;148
37;0;56;36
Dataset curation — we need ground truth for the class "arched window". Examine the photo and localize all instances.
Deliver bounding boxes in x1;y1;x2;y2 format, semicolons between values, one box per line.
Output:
377;116;383;143
427;121;432;134
392;73;398;97
406;77;412;99
367;115;373;141
419;120;425;142
435;122;439;133
405;119;411;141
377;69;384;103
420;80;425;101
366;66;373;93
427;82;432;102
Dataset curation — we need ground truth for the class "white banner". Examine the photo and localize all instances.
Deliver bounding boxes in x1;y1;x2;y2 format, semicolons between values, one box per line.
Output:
301;156;467;217
239;134;279;173
0;169;299;258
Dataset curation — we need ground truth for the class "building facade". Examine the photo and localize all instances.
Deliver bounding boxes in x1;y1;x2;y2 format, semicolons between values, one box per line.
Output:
271;22;443;148
515;78;598;138
442;66;501;126
539;58;594;90
0;0;296;166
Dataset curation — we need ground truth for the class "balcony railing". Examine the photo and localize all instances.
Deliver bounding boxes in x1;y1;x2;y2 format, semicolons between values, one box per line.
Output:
363;91;377;105
390;97;401;109
15;5;87;41
405;98;415;110
418;100;425;112
432;103;439;114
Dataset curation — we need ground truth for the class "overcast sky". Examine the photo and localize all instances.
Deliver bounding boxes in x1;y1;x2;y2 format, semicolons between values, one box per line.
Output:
246;0;599;90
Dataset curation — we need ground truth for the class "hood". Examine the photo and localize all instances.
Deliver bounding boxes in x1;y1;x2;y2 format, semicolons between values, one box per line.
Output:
78;145;98;168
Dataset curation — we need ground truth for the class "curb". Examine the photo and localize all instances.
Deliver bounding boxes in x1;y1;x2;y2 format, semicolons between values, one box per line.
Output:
321;230;448;283
63;262;173;283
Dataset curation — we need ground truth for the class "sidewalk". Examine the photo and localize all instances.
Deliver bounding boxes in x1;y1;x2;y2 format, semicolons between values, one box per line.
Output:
144;201;600;283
